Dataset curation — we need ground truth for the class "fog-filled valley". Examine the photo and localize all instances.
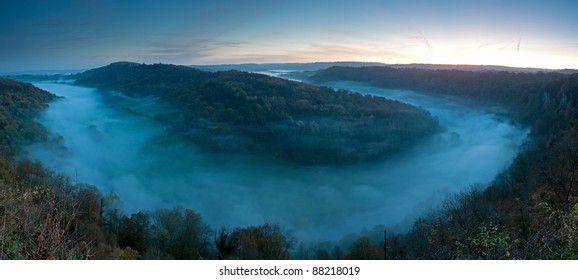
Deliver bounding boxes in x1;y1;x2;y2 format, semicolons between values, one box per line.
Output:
3;62;578;260
0;0;578;264
22;73;527;242
3;0;578;264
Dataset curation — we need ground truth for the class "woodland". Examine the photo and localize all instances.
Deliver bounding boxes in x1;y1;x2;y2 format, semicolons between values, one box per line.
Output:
75;62;439;164
0;64;577;259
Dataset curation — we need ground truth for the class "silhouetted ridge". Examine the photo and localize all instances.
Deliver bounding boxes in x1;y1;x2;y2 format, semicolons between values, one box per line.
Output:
75;62;440;164
312;66;574;126
0;78;56;158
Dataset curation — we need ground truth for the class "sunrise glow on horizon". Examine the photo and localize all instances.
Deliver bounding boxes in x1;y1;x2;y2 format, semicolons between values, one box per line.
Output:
1;0;577;72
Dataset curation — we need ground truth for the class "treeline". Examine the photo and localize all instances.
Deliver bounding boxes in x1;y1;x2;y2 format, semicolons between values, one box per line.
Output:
0;158;297;259
312;66;573;129
74;62;439;164
0;78;293;259
390;127;578;259
4;67;577;259
311;66;578;259
0;78;56;158
0;78;385;260
1;157;388;260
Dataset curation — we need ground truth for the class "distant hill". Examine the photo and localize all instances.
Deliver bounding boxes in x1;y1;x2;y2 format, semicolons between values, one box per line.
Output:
192;62;388;72
311;66;578;127
0;78;56;158
385;63;554;73
192;61;573;74
74;62;439;164
4;74;70;82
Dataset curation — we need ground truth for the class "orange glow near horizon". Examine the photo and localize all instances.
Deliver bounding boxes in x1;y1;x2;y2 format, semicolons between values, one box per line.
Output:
3;1;578;72
199;49;578;71
195;31;578;70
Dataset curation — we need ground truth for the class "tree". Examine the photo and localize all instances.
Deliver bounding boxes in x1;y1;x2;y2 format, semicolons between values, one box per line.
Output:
345;237;382;260
232;224;294;260
468;223;511;259
146;208;212;259
214;227;236;260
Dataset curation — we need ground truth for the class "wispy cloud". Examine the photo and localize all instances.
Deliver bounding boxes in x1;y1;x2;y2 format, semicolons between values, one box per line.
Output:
2;0;578;71
418;31;432;52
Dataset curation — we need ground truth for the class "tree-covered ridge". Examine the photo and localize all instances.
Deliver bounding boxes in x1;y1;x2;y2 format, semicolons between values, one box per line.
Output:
0;157;298;260
74;62;440;164
309;66;578;259
2;70;577;259
312;66;576;128
0;78;56;158
0;78;296;260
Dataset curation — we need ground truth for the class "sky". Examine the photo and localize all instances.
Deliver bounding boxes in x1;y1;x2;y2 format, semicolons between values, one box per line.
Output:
1;0;578;72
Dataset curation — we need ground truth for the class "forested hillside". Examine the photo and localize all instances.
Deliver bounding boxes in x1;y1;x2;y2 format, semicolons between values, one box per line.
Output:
0;78;55;158
309;66;578;259
312;66;572;130
2;66;577;259
0;78;298;260
74;62;439;164
0;78;386;260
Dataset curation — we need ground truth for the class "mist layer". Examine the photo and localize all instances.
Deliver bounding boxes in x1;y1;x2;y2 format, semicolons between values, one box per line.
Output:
25;80;527;241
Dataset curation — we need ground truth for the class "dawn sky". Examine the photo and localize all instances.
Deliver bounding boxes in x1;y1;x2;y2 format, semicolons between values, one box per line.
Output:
1;0;578;72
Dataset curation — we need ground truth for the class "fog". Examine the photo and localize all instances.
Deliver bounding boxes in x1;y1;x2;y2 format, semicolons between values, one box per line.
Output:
25;79;528;242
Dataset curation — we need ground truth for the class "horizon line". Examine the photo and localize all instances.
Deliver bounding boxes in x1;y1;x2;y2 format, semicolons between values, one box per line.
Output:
2;61;577;75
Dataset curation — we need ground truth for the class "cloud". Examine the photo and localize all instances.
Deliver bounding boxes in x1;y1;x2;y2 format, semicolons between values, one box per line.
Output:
2;0;578;71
